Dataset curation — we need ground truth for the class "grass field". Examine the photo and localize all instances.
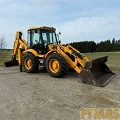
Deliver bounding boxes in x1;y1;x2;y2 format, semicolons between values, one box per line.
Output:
0;50;120;71
84;52;120;71
0;50;13;66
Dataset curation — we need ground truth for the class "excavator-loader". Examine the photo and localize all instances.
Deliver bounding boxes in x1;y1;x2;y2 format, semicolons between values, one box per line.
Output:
5;26;115;87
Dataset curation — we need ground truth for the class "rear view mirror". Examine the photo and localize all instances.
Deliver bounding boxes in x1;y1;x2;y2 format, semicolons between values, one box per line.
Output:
58;40;61;44
56;32;61;44
58;32;61;35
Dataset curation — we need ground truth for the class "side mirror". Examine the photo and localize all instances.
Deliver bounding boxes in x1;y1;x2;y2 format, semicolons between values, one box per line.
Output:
56;32;61;44
58;40;61;44
58;32;61;35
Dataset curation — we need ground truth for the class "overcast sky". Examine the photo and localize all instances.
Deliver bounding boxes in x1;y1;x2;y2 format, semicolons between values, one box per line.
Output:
0;0;120;48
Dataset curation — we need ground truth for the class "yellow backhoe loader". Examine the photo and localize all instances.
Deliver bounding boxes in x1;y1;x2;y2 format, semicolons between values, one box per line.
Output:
5;26;115;87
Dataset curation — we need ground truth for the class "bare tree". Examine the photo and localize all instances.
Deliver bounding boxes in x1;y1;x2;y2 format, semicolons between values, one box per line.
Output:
0;34;7;58
0;34;7;49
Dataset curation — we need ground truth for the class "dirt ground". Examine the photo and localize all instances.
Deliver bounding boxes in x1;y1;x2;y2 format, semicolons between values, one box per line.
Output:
0;66;120;120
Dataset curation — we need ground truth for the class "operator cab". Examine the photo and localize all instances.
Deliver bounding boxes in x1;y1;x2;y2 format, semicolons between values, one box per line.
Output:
27;26;58;54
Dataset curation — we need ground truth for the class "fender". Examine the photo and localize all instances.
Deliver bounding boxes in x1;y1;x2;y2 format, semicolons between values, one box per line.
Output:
23;49;39;57
45;49;57;58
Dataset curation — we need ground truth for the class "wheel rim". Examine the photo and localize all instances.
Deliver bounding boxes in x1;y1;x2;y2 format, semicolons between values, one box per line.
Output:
49;58;60;73
24;58;32;69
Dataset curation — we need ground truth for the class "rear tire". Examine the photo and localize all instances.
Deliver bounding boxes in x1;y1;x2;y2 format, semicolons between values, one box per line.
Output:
23;53;39;73
46;53;68;78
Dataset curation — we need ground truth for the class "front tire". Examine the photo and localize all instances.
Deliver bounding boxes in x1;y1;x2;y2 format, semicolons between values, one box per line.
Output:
46;53;68;78
23;53;39;73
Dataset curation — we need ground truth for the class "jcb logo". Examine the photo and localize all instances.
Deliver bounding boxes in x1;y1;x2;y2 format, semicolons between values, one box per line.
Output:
80;108;120;120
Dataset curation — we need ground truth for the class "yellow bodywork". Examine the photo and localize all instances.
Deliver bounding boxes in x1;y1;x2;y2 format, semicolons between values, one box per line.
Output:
28;26;56;31
10;29;90;74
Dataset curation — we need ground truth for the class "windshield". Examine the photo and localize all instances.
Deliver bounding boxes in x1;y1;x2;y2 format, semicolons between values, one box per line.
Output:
27;29;42;47
42;30;57;44
27;29;57;48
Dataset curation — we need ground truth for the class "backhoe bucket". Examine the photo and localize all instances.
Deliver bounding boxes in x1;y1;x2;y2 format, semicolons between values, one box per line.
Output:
79;56;115;87
4;60;19;67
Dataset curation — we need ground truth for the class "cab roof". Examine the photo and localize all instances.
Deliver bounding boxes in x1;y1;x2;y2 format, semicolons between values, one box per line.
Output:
28;26;56;31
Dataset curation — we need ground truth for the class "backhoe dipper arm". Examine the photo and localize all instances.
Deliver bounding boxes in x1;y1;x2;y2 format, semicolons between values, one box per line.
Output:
5;31;28;68
12;31;27;59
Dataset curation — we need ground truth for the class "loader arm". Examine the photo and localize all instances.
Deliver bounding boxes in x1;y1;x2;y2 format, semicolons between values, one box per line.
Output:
55;44;89;73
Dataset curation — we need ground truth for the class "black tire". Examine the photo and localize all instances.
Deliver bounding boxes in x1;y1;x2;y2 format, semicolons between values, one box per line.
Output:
22;53;39;73
46;53;68;78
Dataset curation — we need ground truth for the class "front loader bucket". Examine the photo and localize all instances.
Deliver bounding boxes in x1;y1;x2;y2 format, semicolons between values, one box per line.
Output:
4;60;19;67
79;56;115;87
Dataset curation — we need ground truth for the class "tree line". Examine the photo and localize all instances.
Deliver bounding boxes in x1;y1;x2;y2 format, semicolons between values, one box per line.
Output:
69;38;120;53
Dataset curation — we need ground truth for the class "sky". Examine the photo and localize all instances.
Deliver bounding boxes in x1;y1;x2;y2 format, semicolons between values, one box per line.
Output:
0;0;120;48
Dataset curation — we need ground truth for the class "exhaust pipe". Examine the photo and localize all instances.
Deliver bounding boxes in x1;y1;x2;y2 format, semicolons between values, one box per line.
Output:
79;56;116;87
